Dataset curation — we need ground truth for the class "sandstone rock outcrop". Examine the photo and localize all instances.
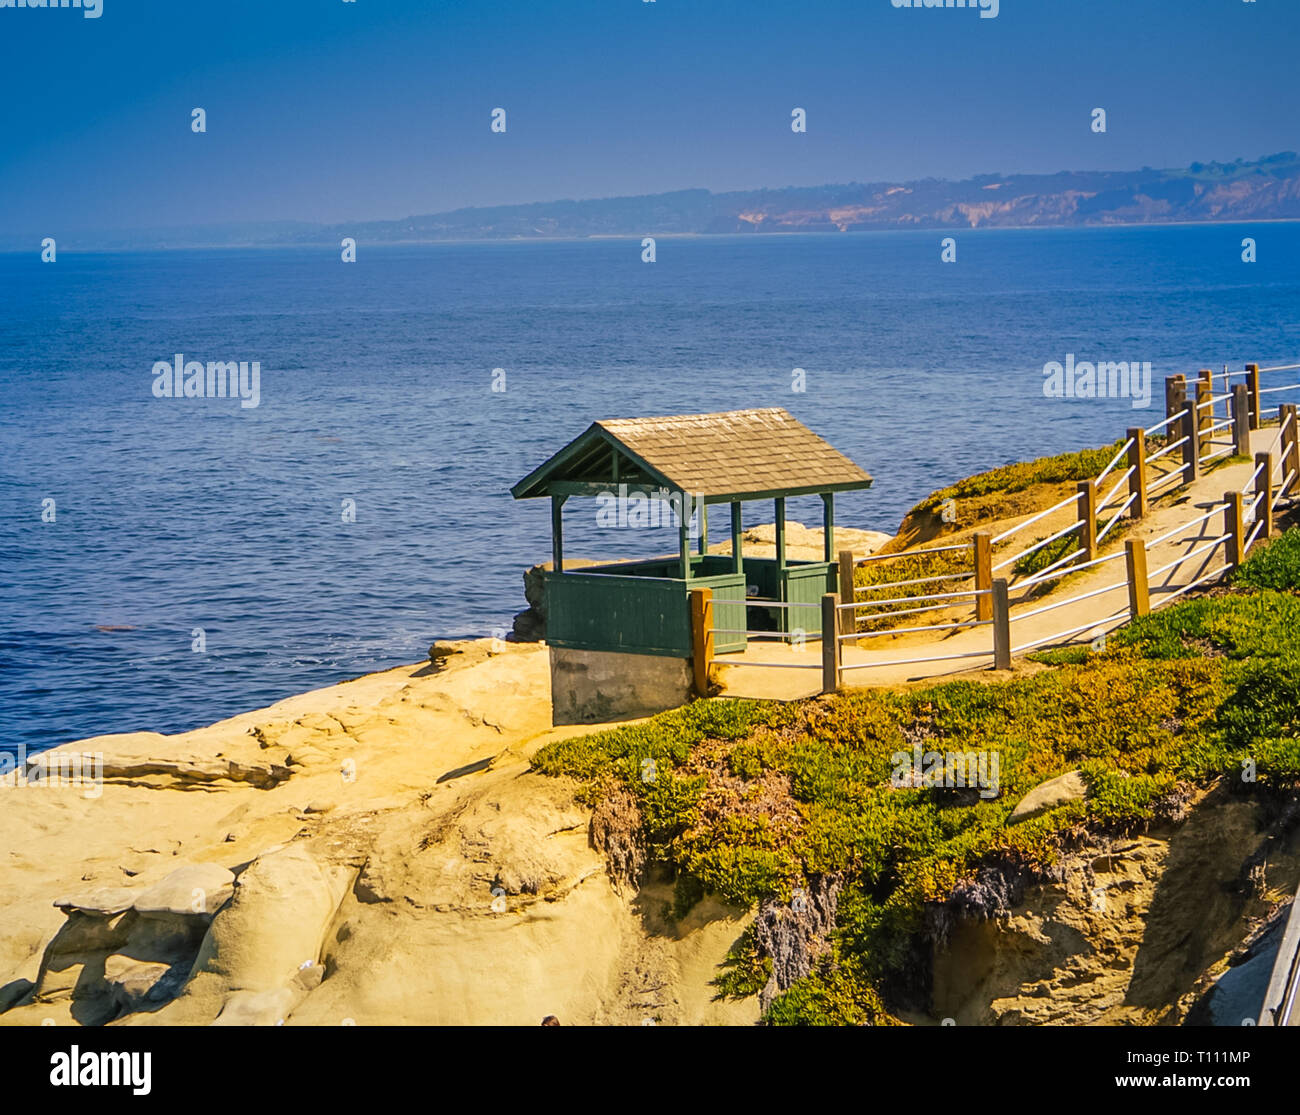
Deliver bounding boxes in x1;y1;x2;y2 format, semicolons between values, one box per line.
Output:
0;640;757;1027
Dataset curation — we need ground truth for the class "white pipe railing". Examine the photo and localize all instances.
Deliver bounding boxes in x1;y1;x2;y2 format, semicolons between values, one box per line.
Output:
840;618;991;640
994;518;1081;573
1012;547;1124;593
1093;439;1135;488
1151;563;1231;609
1242;460;1267;493
1097;465;1136;515
1009;578;1130;624
839;586;981;610
1010;611;1129;656
1011;544;1085;586
854;542;969;565
1146;533;1230;581
1146;435;1189;465
1096;493;1137;545
840;649;993;671
853;570;974;596
1144;408;1190;438
1146;463;1190;495
989;490;1083;547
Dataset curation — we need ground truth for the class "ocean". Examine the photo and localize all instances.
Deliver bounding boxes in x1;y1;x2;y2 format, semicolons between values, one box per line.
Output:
3;224;1299;754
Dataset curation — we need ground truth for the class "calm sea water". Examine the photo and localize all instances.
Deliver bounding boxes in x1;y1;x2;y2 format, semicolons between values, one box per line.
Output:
3;225;1300;754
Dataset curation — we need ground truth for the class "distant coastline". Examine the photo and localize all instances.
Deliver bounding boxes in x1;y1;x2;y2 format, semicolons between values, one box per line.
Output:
5;152;1298;254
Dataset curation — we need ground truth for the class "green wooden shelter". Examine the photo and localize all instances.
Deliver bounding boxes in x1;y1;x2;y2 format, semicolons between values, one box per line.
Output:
511;408;873;658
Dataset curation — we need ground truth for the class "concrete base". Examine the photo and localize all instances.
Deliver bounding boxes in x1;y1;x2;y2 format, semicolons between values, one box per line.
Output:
549;646;693;725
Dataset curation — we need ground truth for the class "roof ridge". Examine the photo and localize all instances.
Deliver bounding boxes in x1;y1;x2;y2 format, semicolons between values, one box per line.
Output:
598;407;791;426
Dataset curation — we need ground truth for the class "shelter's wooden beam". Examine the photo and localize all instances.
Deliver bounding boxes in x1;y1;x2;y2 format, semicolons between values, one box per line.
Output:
775;497;786;570
731;502;743;574
821;492;834;563
679;510;691;581
697;499;708;555
551;494;567;573
547;481;665;498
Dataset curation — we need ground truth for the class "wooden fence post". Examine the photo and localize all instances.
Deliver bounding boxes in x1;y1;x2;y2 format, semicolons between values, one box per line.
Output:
1199;368;1214;427
1182;400;1201;483
1255;452;1275;549
1196;378;1213;457
1246;363;1261;430
1281;404;1300;500
1224;491;1246;570
1124;538;1150;619
991;579;1011;670
1126;427;1149;519
690;587;713;697
1077;480;1097;562
837;549;857;646
821;592;841;694
1232;384;1252;457
1165;375;1186;427
974;531;992;621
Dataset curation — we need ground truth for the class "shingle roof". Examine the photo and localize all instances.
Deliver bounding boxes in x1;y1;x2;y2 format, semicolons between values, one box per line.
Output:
512;407;872;501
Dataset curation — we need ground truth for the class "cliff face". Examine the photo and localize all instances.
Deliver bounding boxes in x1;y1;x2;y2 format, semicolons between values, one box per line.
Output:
0;641;756;1027
930;786;1300;1025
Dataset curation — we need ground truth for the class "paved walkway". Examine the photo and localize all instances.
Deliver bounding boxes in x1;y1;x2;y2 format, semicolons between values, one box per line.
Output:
716;428;1283;700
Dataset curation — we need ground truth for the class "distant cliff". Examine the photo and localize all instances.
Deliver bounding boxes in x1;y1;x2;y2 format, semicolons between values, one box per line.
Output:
355;151;1299;241
13;152;1299;252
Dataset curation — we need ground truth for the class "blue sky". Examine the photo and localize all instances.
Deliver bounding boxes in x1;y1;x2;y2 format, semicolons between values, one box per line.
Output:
0;0;1296;231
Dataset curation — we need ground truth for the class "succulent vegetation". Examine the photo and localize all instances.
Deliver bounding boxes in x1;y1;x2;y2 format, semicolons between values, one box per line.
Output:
533;528;1300;1025
909;441;1124;516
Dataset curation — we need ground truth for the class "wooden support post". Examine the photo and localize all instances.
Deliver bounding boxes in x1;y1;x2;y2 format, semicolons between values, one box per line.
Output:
1255;452;1275;549
1283;404;1300;499
1165;374;1186;426
821;592;840;694
689;588;714;697
821;492;835;563
697;500;708;555
774;497;786;570
837;549;857;646
1225;491;1246;569
730;501;743;573
1126;427;1149;520
1181;401;1201;483
1195;379;1213;455
679;504;691;581
974;531;993;621
1077;480;1097;562
550;494;567;573
1232;384;1251;457
1198;368;1214;438
991;579;1011;671
1124;538;1150;619
1246;363;1261;430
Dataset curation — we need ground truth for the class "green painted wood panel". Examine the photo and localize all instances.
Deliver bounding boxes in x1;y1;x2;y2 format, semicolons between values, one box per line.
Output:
544;568;749;658
780;562;835;637
545;571;692;657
